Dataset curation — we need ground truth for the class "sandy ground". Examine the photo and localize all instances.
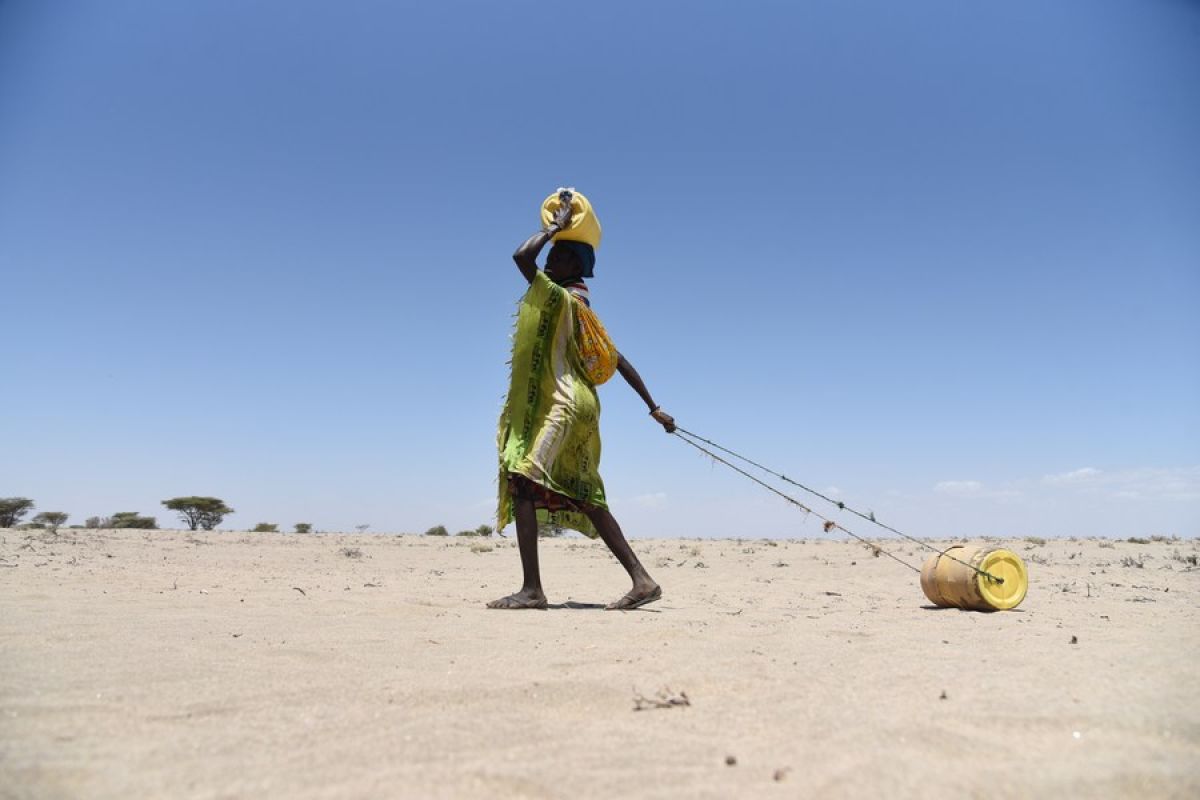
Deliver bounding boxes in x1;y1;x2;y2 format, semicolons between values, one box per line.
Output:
1;529;1197;799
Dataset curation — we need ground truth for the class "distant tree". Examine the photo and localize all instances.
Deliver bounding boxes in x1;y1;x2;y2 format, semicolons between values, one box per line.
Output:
455;529;478;537
475;524;494;538
110;511;157;529
252;523;278;533
84;516;102;529
424;525;449;537
0;498;35;528
537;521;564;538
32;512;68;533
294;523;312;534
162;497;234;531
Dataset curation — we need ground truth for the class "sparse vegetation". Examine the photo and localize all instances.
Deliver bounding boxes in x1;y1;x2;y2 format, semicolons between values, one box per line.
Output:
32;511;68;533
109;511;157;529
84;516;102;529
1120;554;1146;569
1170;550;1198;567
538;521;564;538
1127;537;1151;545
1024;537;1047;547
470;542;494;553
252;523;278;533
424;525;449;536
0;498;35;528
162;497;233;531
339;547;363;559
1098;541;1115;549
475;524;494;537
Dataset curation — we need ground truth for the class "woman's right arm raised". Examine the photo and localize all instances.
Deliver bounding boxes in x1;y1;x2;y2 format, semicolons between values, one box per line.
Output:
512;196;573;283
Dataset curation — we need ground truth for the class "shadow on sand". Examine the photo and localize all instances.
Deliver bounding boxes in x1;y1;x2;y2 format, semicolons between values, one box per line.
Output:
548;601;661;613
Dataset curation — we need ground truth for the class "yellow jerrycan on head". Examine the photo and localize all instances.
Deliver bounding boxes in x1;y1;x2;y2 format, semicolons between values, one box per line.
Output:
920;545;1028;611
541;188;602;249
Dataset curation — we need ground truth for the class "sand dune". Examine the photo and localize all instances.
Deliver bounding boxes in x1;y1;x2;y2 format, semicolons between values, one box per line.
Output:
1;529;1197;799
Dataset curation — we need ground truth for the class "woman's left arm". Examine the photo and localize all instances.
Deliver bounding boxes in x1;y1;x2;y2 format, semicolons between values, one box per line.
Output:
616;352;676;433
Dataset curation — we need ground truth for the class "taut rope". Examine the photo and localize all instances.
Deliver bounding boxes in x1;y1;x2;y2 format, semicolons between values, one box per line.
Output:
672;427;1003;584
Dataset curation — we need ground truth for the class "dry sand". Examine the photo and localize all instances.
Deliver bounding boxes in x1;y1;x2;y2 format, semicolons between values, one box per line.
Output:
1;529;1197;799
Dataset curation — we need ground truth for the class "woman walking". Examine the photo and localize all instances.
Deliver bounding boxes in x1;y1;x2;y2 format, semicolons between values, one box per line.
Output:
490;190;675;610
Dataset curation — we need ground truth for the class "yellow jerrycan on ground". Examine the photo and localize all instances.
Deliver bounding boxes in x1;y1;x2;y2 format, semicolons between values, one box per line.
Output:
541;188;602;249
920;545;1028;611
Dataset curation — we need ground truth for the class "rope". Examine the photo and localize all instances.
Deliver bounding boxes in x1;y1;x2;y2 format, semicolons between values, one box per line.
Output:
671;431;920;575
672;427;1004;584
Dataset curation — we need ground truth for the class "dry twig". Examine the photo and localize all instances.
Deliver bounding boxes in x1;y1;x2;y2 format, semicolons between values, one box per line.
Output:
633;687;691;711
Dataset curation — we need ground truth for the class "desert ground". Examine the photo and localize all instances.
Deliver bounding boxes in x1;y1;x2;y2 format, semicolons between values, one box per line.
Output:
1;528;1197;799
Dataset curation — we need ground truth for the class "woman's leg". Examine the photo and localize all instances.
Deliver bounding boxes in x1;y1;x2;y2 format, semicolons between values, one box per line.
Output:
582;505;661;609
487;482;547;609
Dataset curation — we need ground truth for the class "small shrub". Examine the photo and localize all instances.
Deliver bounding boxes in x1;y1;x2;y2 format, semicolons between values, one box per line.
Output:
455;529;478;537
1120;554;1146;569
339;547;363;559
110;512;157;529
470;542;494;554
252;523;278;533
1150;534;1175;543
424;525;449;537
294;523;312;534
1098;541;1115;549
538;522;564;538
1169;550;1198;567
1024;536;1047;547
1127;537;1151;545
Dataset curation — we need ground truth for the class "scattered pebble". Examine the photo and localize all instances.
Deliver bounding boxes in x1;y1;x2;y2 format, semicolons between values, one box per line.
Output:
939;690;948;700
1070;635;1078;644
725;755;737;766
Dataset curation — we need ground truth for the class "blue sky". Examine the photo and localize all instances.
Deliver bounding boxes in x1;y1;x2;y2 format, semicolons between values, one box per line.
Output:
2;0;1197;539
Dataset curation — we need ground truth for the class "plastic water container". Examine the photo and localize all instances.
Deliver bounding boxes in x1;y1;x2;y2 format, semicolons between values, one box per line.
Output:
541;189;602;250
920;546;1029;611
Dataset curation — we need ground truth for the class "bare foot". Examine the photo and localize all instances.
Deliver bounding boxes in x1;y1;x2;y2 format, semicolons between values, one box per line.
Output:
487;588;548;610
606;582;662;611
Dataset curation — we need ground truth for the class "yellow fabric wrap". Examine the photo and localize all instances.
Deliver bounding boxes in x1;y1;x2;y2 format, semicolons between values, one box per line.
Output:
573;299;618;386
541;191;602;249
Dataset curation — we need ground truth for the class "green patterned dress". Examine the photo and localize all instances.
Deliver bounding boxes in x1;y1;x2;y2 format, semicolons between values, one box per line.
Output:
497;272;607;538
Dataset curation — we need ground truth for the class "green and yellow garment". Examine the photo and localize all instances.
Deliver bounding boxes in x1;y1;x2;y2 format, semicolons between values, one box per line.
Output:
497;271;618;538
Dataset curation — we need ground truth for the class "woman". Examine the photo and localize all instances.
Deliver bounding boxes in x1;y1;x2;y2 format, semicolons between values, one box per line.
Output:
490;193;676;610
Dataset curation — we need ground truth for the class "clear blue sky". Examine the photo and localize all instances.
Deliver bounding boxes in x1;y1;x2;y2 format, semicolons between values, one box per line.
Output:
2;0;1197;539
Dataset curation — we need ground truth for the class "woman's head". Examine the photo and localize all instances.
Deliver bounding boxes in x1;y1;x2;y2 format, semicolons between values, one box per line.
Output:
545;241;595;283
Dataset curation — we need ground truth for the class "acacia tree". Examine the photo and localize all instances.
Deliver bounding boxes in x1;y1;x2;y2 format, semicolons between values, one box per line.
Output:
162;497;234;530
0;498;35;528
32;512;69;533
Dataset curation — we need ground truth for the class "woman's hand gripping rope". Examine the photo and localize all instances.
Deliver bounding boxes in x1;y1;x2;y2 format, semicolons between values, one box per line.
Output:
650;408;676;433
